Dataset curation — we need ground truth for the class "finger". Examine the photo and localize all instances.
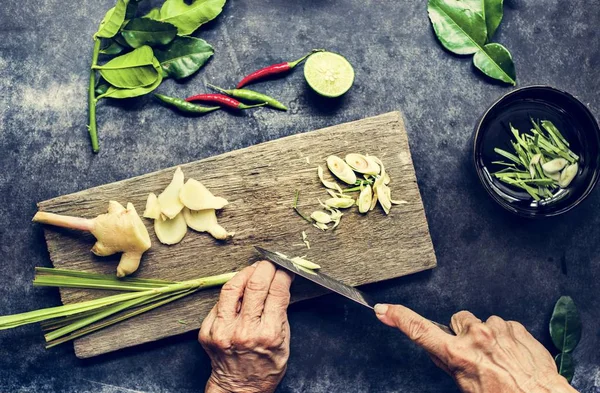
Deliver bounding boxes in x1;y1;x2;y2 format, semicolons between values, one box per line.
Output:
263;269;294;322
240;261;277;322
450;310;482;334
216;265;256;322
375;304;453;360
199;304;218;347
485;315;509;334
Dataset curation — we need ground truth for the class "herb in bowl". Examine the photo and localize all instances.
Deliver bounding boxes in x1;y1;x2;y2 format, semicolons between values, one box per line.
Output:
493;119;579;201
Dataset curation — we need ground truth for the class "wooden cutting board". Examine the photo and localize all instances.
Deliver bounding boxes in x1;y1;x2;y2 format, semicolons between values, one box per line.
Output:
38;111;436;358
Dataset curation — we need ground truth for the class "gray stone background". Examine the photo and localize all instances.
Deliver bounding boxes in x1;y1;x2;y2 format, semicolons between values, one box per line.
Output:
0;0;599;392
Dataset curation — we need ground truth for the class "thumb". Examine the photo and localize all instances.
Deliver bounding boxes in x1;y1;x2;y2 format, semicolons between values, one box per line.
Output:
374;304;451;359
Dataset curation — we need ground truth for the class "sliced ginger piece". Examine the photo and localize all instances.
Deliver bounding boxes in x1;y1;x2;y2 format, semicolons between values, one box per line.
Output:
32;201;151;277
179;179;228;211
143;193;161;219
154;212;187;245
182;208;234;240
158;167;185;219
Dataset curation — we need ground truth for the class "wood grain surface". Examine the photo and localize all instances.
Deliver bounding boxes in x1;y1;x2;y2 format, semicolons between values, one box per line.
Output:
37;111;436;358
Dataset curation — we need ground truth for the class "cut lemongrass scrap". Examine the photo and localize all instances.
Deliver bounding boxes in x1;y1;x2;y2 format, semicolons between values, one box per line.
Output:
291;256;321;270
318;165;342;191
302;231;310;249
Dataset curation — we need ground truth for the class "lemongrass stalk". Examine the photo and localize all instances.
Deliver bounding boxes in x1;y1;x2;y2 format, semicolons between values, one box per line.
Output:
35;267;176;286
46;290;195;348
0;291;149;329
34;276;167;292
0;272;236;330
45;290;186;341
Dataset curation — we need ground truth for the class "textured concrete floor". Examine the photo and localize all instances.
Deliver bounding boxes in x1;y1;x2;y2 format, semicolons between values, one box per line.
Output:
0;0;599;392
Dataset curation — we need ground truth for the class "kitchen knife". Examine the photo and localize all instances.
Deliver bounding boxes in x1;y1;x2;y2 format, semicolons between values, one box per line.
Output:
255;246;454;335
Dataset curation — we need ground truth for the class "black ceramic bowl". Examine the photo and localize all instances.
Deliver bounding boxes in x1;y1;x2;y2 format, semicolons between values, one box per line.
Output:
474;86;600;218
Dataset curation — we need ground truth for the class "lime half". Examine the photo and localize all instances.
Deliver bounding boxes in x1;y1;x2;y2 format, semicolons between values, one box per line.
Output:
304;51;355;98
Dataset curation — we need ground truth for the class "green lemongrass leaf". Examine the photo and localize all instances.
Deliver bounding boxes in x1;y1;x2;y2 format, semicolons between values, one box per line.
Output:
158;0;226;36
541;120;570;147
41;305;115;331
33;276;164;292
491;161;516;167
154;37;214;79
97;58;163;99
45;292;167;342
34;267;175;286
427;0;487;55
494;148;521;165
121;18;178;49
555;353;575;383
94;46;159;89
483;0;504;41
95;0;130;39
100;40;126;55
494;172;531;179
1;272;235;331
550;296;582;353
473;43;516;85
0;291;148;330
46;290;194;348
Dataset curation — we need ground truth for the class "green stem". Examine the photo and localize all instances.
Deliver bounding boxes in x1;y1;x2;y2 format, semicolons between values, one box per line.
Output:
288;49;325;68
292;190;312;224
88;39;101;153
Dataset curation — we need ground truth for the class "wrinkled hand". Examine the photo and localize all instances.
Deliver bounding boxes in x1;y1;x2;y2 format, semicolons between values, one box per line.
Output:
199;261;293;393
375;304;578;393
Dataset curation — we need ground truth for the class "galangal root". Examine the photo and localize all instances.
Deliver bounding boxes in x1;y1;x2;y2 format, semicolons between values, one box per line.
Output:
33;201;151;277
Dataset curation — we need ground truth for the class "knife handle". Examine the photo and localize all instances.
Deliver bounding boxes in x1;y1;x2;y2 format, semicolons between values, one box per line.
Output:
430;320;455;336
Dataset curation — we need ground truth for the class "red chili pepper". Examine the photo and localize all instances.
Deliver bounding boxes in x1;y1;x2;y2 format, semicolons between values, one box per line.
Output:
185;93;265;110
236;49;325;89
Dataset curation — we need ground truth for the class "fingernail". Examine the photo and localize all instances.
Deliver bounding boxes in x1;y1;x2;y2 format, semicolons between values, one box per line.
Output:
251;262;259;267
374;304;388;315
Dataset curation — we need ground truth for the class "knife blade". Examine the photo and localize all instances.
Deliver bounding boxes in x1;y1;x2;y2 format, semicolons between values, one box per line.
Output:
255;246;375;309
255;246;455;335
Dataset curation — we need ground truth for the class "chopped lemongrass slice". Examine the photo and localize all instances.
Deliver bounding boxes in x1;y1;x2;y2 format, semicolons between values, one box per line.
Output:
325;198;355;209
559;163;578;188
317;165;343;192
345;153;380;175
326;155;356;185
313;222;328;231
542;158;569;174
357;184;372;213
310;211;332;224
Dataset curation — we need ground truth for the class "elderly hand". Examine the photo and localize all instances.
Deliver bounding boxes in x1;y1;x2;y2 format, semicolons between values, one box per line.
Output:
375;304;578;393
199;261;293;393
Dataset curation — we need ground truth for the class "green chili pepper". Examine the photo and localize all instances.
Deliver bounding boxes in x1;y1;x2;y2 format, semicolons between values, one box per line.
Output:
207;84;288;111
154;94;220;115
